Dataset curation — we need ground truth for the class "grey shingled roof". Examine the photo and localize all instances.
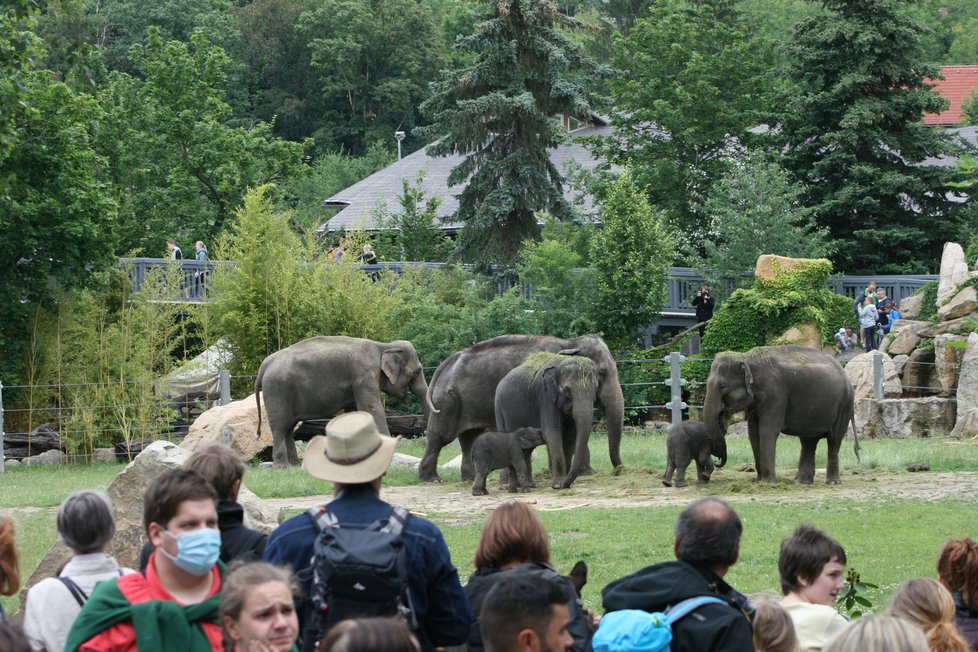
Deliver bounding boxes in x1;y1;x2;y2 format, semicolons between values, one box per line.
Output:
318;121;613;234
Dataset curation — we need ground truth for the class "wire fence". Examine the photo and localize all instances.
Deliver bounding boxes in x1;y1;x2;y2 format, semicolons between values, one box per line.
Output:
0;353;956;470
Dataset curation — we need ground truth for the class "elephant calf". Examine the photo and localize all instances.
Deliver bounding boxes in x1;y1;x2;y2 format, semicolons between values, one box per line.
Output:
662;420;722;488
471;427;545;496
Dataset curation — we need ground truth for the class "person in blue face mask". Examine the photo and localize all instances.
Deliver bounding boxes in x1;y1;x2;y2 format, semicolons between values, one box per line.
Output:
65;468;225;652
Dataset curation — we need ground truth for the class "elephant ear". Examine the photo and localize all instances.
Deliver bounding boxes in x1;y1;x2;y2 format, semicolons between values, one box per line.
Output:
542;366;561;403
381;348;403;385
741;361;754;403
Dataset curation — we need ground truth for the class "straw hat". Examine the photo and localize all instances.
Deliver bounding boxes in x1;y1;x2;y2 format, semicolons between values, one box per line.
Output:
303;412;399;484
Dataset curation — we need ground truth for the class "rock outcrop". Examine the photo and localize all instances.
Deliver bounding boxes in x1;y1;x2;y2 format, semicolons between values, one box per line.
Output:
844;352;902;399
951;333;978;436
182;393;275;461
855;397;957;439
938;242;970;306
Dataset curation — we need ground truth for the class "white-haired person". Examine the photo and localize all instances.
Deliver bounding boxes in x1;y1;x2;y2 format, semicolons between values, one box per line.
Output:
23;490;134;651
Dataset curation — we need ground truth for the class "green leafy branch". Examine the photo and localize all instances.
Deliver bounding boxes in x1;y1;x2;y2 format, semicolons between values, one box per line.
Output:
836;567;878;618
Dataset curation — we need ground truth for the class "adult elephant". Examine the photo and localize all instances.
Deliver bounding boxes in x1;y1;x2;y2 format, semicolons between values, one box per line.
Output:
255;336;434;467
419;334;624;482
702;345;857;484
495;354;598;489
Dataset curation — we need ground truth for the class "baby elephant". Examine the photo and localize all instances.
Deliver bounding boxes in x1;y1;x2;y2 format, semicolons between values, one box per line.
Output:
471;427;546;496
662;420;721;488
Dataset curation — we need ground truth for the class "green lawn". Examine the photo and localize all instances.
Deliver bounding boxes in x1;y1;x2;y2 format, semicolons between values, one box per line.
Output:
2;431;976;615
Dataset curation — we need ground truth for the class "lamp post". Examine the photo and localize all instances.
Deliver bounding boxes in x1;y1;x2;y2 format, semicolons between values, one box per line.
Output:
394;130;406;161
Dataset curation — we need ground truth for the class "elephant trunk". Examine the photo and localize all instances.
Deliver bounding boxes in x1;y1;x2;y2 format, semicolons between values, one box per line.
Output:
410;372;432;421
600;378;624;469
702;380;728;464
561;400;595;489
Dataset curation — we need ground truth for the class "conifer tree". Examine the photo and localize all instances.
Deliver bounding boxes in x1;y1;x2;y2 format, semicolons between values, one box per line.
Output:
421;0;605;265
777;0;964;274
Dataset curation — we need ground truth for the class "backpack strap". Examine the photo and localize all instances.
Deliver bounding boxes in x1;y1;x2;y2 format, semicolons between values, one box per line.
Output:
665;595;728;625
58;576;89;607
307;505;409;533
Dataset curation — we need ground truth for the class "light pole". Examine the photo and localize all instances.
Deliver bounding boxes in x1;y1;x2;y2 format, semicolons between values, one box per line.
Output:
394;130;406;161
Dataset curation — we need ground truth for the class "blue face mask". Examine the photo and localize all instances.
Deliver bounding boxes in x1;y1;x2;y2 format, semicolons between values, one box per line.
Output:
160;527;221;576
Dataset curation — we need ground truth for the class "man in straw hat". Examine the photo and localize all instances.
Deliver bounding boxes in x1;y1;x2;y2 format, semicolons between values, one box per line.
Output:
263;411;471;651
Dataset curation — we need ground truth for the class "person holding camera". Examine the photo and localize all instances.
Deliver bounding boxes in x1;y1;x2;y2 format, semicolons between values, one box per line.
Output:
692;286;715;338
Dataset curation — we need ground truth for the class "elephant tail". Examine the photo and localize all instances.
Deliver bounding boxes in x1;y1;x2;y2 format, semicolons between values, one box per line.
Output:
424;386;440;415
255;367;264;440
850;414;861;463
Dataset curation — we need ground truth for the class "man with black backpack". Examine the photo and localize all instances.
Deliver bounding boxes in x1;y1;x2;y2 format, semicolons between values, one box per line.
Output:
601;498;755;652
263;411;471;652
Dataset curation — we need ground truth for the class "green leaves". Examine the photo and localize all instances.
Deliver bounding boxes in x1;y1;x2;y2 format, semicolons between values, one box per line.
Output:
421;0;604;265
836;567;879;618
589;170;675;343
777;0;963;274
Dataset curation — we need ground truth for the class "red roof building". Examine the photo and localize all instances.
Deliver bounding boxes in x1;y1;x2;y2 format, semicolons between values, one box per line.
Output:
924;65;978;126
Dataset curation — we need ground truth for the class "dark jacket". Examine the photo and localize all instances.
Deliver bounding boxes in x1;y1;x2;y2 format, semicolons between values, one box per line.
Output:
602;561;754;652
692;293;715;322
953;592;978;651
263;484;471;652
139;500;267;571
464;563;593;652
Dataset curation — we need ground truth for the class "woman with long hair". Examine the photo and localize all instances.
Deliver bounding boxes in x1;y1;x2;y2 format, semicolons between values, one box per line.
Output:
938;539;978;651
463;501;593;652
0;514;20;623
890;578;969;652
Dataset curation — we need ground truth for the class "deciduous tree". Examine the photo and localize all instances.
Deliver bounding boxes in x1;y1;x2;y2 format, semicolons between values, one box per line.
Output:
589;171;675;342
596;0;772;244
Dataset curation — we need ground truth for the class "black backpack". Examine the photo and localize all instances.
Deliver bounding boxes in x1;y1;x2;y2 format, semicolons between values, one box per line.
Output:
302;505;416;648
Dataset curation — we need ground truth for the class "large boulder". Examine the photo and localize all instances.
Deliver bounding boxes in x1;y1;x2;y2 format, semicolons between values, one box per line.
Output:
902;347;939;396
18;440;279;610
886;321;930;356
754;255;831;289
843;351;902;399
937;285;978;322
182;393;274;462
951;333;978;436
938;242;970;307
855;397;957;439
899;293;924;320
918;315;978;338
891;354;910;378
934;334;968;394
775;323;823;349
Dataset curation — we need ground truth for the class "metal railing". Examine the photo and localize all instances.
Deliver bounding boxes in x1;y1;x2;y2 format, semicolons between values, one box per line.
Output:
119;258;938;315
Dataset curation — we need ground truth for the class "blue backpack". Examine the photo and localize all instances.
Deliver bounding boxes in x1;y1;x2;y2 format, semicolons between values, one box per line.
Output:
593;595;728;652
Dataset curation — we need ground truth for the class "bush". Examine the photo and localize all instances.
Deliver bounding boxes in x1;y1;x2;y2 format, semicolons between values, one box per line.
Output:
206;186;399;390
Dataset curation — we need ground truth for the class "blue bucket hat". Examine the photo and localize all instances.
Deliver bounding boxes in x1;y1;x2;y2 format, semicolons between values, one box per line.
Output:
592;609;671;652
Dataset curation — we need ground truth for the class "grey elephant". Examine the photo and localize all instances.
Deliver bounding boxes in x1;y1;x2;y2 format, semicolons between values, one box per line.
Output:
420;335;624;482
662;420;724;488
470;427;545;496
255;336;433;467
494;353;598;490
702;345;859;484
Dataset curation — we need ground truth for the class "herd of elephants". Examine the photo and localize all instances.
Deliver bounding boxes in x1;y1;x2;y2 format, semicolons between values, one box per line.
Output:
253;334;859;493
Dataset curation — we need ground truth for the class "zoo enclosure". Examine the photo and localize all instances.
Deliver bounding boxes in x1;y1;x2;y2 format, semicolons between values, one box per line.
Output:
1;352;932;472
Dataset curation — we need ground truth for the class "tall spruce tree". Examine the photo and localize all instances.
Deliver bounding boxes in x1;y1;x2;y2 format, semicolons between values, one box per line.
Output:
777;0;964;274
420;0;605;265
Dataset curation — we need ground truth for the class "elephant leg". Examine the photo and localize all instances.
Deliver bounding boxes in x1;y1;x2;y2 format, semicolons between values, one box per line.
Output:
674;455;690;488
523;449;537;488
756;422;780;483
269;418;299;468
459;430;481;482
471;465;489;496
662;455;675;487
352;387;392;437
578;445;597;476
507;465;521;493
825;433;843;484
796;438;819;484
747;417;762;480
419;436;446;482
285;430;299;466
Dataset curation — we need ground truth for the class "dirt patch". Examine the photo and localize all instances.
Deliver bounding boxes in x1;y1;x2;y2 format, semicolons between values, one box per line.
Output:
261;467;978;519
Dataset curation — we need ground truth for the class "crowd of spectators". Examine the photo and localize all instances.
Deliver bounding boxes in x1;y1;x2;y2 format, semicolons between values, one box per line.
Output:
0;414;976;652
